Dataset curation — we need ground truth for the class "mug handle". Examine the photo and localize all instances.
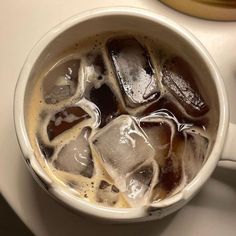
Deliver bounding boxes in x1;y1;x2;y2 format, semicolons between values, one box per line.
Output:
221;123;236;162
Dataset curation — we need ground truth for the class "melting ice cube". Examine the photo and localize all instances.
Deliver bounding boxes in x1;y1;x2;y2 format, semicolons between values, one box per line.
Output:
53;127;94;178
43;59;80;104
140;119;172;165
139;111;185;200
139;108;192;166
106;37;160;107
92;115;158;206
161;56;208;116
126;160;158;206
96;180;120;206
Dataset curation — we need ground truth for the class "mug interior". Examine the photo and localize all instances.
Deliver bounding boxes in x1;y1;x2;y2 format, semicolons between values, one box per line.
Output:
17;8;226;221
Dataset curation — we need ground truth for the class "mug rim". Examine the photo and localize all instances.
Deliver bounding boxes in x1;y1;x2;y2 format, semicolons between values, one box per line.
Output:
14;6;229;221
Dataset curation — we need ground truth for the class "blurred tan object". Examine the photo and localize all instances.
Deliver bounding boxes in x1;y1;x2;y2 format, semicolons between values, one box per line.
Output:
160;0;236;20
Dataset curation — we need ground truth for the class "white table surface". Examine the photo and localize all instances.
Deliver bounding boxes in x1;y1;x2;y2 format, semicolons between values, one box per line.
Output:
1;1;236;235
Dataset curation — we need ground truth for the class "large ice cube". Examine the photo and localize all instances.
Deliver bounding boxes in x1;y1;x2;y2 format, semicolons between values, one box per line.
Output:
161;56;208;116
106;37;160;107
96;180;120;206
92;115;154;180
53;127;94;178
43;59;80;104
47;105;90;141
92;115;158;206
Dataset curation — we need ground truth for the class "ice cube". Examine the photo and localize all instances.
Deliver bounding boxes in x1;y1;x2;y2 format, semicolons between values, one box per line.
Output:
92;115;154;180
126;160;158;206
92;115;158;206
153;126;209;201
87;83;121;128
53;127;94;178
140;120;172;165
143;97;193;125
155;156;183;199
43;59;80;104
139;112;186;200
106;37;160;107
183;129;209;181
96;180;120;206
47;105;90;140
161;56;208;116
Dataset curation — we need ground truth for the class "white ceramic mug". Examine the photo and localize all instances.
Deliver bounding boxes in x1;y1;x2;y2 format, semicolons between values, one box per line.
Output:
14;7;236;223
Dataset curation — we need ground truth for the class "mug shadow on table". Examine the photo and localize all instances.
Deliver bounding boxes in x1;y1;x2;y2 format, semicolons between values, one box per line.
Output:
16;151;236;236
